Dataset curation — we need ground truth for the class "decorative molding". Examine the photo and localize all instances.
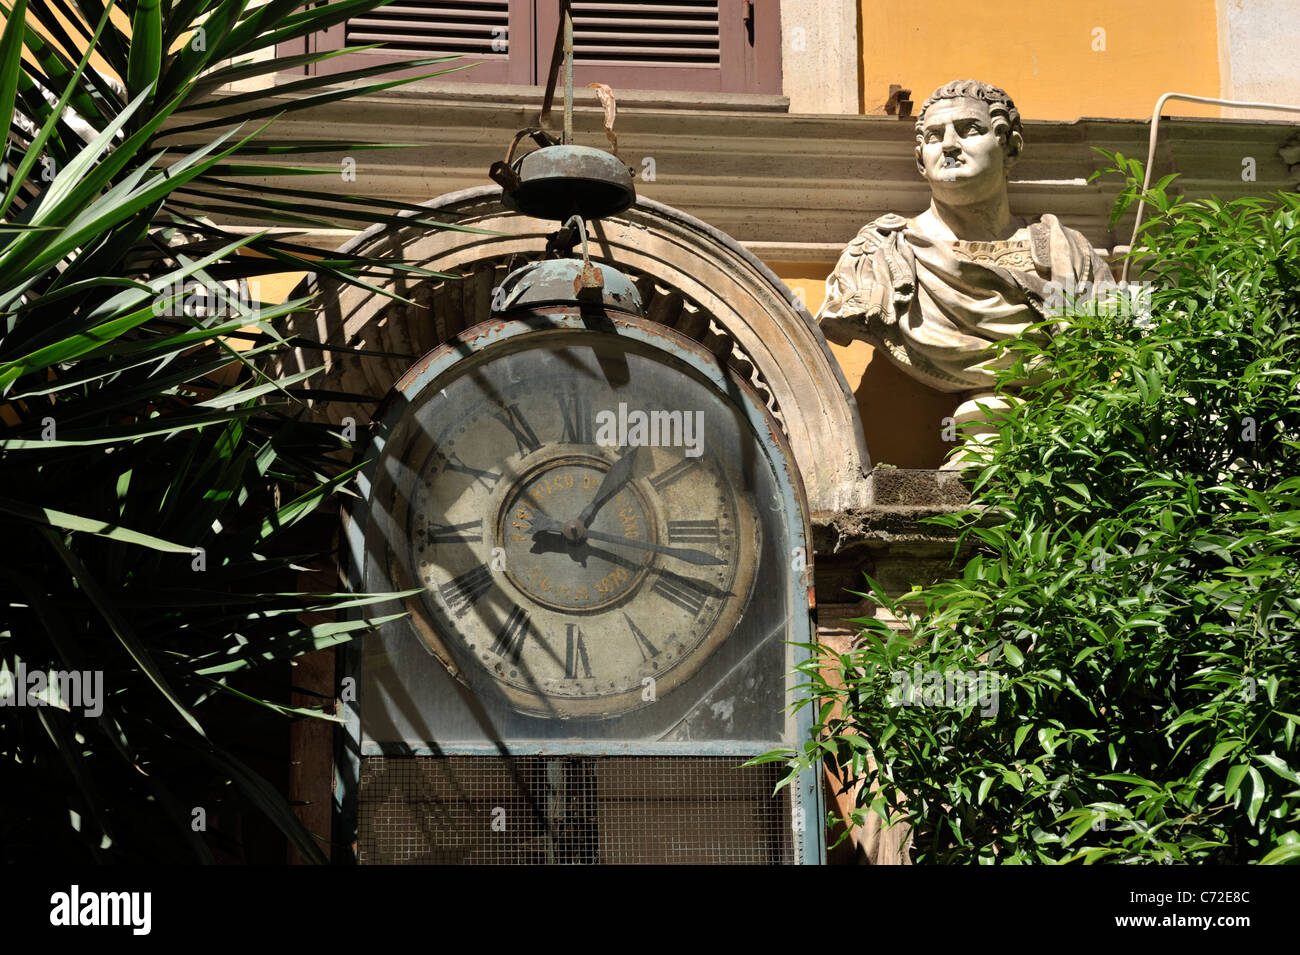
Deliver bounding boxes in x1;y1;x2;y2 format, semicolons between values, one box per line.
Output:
269;188;873;514
168;88;1300;256
267;76;792;113
222;227;852;265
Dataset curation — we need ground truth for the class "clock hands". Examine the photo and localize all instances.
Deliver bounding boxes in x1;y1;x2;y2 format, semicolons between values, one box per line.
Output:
529;515;723;567
527;524;637;571
580;528;724;566
577;444;639;526
523;447;726;567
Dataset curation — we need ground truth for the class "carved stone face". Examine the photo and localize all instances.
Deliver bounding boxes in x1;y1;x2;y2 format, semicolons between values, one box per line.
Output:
915;96;1018;203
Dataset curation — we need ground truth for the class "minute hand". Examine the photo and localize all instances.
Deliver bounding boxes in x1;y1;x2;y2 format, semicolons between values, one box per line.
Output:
578;445;638;526
581;529;724;566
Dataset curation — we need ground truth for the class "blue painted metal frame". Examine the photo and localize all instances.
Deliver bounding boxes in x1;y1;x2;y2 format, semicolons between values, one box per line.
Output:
335;310;824;864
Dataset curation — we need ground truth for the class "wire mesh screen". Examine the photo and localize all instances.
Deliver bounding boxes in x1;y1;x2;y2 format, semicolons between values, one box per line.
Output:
358;755;796;864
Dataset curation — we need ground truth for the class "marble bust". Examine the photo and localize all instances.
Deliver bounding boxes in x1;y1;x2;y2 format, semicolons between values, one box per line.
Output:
817;80;1114;402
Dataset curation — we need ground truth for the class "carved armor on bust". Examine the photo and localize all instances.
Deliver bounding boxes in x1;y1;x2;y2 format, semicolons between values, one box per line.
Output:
816;80;1113;395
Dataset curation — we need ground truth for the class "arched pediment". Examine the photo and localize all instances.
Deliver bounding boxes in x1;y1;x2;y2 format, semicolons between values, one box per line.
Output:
273;186;870;512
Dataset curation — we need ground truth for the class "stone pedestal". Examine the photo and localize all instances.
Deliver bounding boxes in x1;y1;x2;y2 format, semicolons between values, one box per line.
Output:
813;467;976;636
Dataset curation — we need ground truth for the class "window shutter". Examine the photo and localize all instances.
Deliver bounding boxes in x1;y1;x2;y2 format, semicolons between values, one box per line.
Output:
536;0;780;93
288;0;535;85
572;2;723;68
284;0;779;94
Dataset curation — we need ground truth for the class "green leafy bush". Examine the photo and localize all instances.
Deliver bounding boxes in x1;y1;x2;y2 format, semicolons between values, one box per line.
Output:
770;157;1300;864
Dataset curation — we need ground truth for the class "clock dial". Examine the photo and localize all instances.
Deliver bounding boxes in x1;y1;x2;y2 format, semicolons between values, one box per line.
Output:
385;332;761;720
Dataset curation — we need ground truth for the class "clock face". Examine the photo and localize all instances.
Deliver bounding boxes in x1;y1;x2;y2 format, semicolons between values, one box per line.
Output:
378;327;763;720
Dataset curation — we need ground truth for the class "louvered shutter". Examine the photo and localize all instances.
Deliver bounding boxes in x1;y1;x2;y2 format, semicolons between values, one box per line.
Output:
286;0;535;85
535;0;780;93
285;0;779;94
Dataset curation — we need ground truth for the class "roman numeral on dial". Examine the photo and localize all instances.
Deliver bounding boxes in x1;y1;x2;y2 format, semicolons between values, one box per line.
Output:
559;390;593;445
564;623;593;679
439;563;493;617
652;570;709;616
444;450;502;491
649;458;697;491
494;403;541;455
427;519;483;544
667;519;719;544
622;612;659;662
491;605;531;663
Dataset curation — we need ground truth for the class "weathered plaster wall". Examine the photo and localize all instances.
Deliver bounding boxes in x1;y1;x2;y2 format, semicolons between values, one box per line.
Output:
780;0;861;114
1219;0;1300;119
858;0;1224;120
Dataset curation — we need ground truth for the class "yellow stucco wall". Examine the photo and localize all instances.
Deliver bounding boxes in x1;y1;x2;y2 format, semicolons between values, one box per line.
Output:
860;0;1224;119
18;6;133;80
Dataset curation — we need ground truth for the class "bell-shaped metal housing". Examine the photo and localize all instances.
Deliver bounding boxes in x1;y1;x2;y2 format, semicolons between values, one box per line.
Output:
500;145;636;222
491;258;644;317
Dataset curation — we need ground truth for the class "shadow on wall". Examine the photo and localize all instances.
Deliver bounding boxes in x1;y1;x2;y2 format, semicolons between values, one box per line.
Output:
772;262;958;469
845;341;960;468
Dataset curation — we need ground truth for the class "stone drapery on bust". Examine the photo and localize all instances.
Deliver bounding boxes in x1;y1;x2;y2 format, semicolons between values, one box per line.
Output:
816;80;1114;394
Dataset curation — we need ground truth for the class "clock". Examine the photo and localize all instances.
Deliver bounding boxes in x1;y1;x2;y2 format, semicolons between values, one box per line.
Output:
359;301;803;729
372;317;771;721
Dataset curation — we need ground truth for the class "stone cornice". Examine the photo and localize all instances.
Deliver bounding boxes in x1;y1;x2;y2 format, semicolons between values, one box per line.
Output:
165;84;1300;254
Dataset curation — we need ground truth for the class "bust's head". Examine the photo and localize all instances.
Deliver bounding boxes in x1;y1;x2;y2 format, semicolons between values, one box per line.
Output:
914;80;1023;205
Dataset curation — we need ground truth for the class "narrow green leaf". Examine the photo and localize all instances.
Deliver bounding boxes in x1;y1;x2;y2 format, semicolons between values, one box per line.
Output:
194;614;405;675
0;0;29;173
1260;844;1300;865
1013;724;1032;754
0;497;192;553
126;0;162;103
0;0;118;220
1257;754;1300;786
